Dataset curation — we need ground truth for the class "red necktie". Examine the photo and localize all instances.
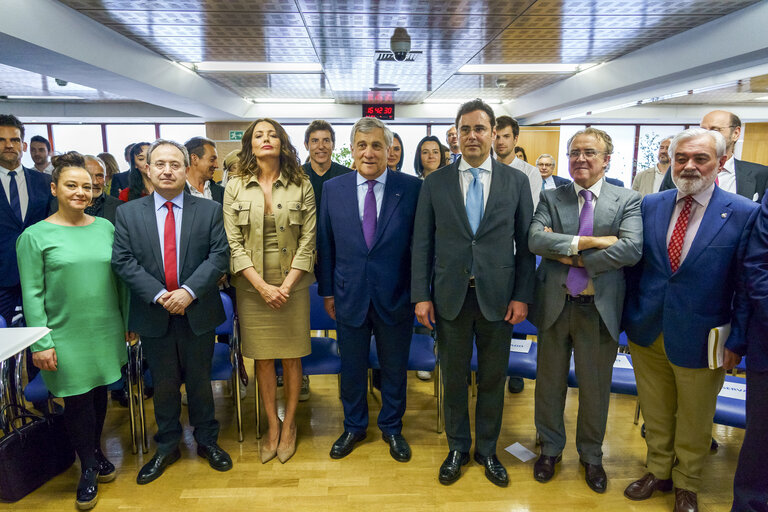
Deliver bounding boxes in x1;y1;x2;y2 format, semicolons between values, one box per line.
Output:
667;196;694;273
164;201;179;291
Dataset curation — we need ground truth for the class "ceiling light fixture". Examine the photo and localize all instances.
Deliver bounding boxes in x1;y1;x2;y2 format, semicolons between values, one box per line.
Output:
193;62;323;73
250;97;335;103
423;98;503;104
458;63;597;74
2;95;84;100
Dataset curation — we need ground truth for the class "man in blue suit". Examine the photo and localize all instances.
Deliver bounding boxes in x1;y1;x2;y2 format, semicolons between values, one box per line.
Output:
732;192;768;512
536;154;571;190
0;114;51;324
317;117;421;462
623;128;759;512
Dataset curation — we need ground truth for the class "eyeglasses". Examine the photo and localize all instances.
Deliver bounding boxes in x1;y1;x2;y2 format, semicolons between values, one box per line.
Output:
152;161;183;171
538;163;554;168
568;149;605;159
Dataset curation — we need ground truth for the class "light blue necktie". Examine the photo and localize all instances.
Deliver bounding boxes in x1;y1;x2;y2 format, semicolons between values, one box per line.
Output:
466;168;483;234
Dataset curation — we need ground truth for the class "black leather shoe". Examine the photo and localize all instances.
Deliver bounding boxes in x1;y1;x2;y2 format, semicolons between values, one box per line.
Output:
330;431;366;459
438;450;469;485
581;460;607;493
136;449;181;485
95;450;116;483
197;443;233;471
624;472;673;500
507;377;525;393
474;453;509;487
533;453;561;482
76;467;98;510
382;433;411;462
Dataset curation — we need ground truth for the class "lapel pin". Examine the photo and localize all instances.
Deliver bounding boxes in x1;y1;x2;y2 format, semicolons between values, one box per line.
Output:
721;213;727;218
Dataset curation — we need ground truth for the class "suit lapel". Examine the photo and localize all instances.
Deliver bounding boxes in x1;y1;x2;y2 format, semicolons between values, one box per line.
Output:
653;192;677;273
142;196;164;276
592;183;619;235
0;180;23;228
734;160;755;200
554;184;579;235
445;162;474;236
340;173;367;248
372;170;402;248
179;193;196;273
474;160;504;237
679;187;732;272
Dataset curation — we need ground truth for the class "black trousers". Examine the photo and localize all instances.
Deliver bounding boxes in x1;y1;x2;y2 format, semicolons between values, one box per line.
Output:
732;369;768;512
141;315;219;454
436;287;512;456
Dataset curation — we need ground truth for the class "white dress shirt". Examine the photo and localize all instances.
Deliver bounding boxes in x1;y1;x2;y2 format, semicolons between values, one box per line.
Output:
665;183;715;266
458;155;492;210
186;179;212;200
0;164;29;220
356;169;387;221
652;164;666;193
510;157;542;208
717;156;737;194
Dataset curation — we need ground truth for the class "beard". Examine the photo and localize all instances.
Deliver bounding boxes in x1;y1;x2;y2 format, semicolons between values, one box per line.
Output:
672;169;715;196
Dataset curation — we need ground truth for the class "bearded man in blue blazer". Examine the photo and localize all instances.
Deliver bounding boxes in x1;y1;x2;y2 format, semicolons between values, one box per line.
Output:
623;128;759;512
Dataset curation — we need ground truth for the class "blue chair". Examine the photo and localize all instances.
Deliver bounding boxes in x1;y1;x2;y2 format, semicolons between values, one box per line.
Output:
257;284;341;437
713;375;746;429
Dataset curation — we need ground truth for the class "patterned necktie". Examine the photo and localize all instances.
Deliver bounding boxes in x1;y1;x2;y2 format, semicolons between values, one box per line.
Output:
466;168;483;234
362;180;377;249
164;201;179;291
668;195;694;273
7;171;22;223
565;189;594;296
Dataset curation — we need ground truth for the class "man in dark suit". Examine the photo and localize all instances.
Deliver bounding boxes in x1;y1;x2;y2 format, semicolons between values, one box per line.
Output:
112;139;232;484
537;153;571;191
412;98;536;487
0;114;51;325
660;110;768;202
732;191;768;512
184;137;224;204
528;127;643;493
623;128;758;512
317;117;421;462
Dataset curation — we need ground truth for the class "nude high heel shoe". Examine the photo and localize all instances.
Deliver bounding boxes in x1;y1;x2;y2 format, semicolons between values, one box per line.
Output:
261;420;281;463
277;423;297;463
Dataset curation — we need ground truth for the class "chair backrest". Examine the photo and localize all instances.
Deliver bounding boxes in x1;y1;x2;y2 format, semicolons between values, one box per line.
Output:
215;292;234;336
0;316;6;328
309;283;336;331
513;318;537;337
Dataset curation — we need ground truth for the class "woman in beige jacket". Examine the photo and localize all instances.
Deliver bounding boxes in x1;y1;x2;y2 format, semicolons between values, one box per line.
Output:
223;118;316;464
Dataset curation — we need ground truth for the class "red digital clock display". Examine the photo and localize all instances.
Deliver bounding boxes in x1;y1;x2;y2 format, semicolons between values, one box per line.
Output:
363;104;395;120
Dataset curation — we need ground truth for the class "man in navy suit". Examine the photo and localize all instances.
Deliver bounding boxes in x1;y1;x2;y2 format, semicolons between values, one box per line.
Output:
660;110;768;202
0;114;51;325
112;139;232;484
732;192;768;512
317;117;421;462
623;128;758;512
537;153;570;190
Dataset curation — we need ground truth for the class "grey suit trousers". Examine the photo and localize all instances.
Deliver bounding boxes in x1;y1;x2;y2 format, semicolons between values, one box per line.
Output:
534;300;618;464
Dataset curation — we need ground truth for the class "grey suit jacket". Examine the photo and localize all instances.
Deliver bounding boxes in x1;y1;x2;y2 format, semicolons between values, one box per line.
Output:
528;180;643;340
111;192;230;337
411;159;536;321
660;159;768;202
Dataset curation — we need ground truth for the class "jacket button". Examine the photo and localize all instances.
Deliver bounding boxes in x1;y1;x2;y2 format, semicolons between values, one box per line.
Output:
279;226;285;231
281;248;287;253
471;240;477;246
284;270;289;275
277;203;282;209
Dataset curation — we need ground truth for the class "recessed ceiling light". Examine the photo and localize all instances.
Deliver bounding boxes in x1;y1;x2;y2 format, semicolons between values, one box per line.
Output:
250;97;335;103
2;95;84;100
458;63;597;74
423;98;503;104
193;62;323;73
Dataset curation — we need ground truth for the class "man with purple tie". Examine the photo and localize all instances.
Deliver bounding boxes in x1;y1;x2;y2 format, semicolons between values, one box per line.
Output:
528;127;642;493
317;117;421;462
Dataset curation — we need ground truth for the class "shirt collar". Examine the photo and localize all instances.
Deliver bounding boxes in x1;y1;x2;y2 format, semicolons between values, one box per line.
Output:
676;182;715;207
154;191;184;211
186;179;211;192
573;177;604;198
0;164;23;177
458;154;493;174
356;168;388;187
722;155;735;174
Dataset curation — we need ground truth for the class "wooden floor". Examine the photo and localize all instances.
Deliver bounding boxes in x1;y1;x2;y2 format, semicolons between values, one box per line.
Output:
6;369;744;512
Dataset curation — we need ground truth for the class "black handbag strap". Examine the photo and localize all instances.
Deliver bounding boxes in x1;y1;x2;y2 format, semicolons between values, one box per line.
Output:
0;404;44;435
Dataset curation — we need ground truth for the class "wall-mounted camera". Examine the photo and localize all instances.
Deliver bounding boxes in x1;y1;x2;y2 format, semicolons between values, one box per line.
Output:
390;28;411;62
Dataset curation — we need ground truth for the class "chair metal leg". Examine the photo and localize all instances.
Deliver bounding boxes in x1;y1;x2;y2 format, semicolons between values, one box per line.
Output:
471;371;477;397
634;397;641;425
368;368;373;395
436;360;443;434
125;341;138;454
232;371;243;442
253;360;261;439
136;343;148;453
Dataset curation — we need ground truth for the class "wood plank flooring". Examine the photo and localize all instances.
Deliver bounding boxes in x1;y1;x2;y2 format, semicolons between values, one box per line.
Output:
5;368;744;512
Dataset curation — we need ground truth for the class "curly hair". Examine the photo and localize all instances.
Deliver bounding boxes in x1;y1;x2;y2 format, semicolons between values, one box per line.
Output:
51;151;87;184
231;118;304;187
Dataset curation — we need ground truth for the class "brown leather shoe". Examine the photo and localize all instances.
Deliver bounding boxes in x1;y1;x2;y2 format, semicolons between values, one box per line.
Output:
533;454;561;483
624;472;673;500
581;460;607;493
674;488;698;512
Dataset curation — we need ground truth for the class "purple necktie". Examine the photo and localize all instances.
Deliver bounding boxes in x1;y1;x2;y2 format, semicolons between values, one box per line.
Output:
566;189;594;296
363;179;377;249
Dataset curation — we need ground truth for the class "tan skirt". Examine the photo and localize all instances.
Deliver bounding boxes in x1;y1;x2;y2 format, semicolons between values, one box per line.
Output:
237;285;311;360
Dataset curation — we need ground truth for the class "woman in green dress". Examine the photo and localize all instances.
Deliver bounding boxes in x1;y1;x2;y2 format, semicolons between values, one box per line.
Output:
16;152;132;511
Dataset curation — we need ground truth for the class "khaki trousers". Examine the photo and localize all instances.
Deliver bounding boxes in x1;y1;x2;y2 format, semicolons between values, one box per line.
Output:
630;335;725;492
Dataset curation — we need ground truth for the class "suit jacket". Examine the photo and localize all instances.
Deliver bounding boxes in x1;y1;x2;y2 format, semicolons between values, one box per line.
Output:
0;167;51;287
111;192;230;337
632;166;663;196
411;159;536;321
528;181;643;340
552;175;571;187
740;192;768;371
318;169;421;327
109;170;129;198
623;187;759;368
184;180;224;205
605;177;624;188
660;159;768;202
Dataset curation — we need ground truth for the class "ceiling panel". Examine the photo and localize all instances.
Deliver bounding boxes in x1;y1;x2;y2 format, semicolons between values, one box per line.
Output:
0;63;126;100
296;0;537;15
523;0;760;16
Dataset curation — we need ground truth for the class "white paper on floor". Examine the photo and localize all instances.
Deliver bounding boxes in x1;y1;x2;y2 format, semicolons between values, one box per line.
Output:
505;442;537;462
510;338;532;353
